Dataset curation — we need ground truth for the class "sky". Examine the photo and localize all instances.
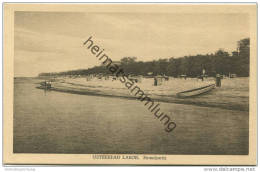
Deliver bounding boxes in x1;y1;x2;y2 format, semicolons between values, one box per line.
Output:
14;12;249;77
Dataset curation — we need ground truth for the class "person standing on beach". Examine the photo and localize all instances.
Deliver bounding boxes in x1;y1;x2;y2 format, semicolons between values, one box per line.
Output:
216;74;221;87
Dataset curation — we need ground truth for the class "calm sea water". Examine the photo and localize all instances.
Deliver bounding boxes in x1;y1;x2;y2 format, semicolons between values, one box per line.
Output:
14;78;248;154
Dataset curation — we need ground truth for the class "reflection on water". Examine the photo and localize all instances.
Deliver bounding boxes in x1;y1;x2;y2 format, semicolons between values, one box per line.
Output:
14;78;248;154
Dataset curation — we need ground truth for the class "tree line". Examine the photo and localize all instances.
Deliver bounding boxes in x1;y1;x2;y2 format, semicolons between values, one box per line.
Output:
39;38;250;77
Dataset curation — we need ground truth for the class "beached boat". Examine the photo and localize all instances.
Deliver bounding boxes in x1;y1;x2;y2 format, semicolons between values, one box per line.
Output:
176;84;215;98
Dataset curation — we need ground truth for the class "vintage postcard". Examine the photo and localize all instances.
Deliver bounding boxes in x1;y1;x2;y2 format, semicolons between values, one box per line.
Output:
3;3;257;165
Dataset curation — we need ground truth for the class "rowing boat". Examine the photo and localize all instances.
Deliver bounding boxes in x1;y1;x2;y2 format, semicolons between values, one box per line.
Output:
176;84;215;98
39;81;52;89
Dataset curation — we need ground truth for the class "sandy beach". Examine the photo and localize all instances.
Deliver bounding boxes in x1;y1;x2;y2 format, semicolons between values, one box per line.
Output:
37;77;249;111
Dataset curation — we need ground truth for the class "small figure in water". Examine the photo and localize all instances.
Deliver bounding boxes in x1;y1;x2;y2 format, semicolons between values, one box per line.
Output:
45;81;51;89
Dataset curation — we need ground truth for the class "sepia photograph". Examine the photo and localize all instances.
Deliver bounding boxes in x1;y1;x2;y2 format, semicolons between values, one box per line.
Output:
3;3;257;165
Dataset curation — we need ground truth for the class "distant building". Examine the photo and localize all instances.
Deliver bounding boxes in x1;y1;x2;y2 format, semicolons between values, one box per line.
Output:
179;74;187;79
230;73;237;78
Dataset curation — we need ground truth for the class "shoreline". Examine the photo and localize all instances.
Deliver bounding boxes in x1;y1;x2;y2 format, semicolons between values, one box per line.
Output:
15;77;249;155
36;83;248;112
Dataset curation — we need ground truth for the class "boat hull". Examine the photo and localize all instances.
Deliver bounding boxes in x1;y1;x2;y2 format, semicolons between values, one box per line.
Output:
177;84;215;98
